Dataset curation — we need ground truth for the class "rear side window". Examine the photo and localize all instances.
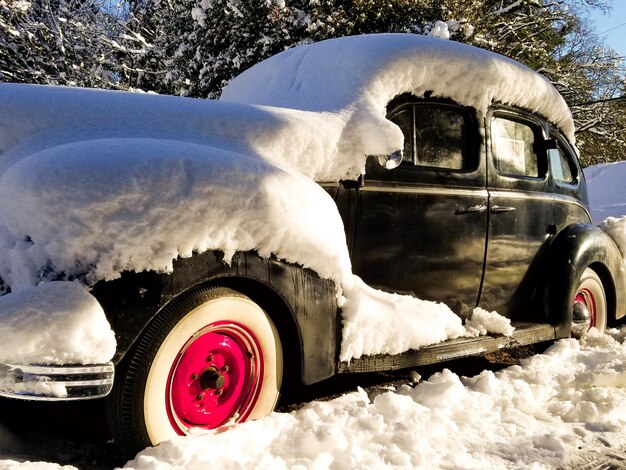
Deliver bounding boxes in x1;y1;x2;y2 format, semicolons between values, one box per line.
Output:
491;116;540;177
549;146;574;183
548;135;576;184
388;104;473;171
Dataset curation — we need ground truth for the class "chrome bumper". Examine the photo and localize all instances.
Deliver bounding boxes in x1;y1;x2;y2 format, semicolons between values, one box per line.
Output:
0;362;114;400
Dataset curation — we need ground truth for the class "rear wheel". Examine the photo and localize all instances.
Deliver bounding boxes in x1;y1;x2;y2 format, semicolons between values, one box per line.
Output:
106;286;282;455
571;268;607;338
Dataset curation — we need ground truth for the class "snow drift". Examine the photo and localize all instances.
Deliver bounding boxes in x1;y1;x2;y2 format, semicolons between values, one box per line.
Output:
585;162;626;259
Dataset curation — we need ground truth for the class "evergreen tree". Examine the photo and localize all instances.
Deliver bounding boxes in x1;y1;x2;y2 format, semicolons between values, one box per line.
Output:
124;0;445;98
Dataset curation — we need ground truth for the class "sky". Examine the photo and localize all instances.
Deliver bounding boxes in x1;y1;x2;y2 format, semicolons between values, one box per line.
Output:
588;1;626;58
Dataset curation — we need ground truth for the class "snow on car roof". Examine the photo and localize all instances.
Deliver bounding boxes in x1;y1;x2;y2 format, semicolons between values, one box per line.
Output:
222;33;576;145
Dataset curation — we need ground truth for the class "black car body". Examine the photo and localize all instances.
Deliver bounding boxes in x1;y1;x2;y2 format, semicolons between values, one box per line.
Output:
1;34;624;454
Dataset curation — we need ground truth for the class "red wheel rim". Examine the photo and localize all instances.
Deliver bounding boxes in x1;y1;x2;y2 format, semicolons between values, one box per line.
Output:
165;321;264;434
575;288;597;329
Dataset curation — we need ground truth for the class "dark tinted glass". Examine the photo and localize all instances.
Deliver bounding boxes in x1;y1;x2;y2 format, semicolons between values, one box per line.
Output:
388;105;471;171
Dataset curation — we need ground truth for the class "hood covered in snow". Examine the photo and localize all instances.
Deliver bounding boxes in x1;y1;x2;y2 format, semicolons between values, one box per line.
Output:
0;85;358;289
0;84;359;182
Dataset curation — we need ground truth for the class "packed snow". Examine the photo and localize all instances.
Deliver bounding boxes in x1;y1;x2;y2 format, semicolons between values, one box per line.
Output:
0;86;353;290
464;307;516;337
5;327;622;469
339;277;513;361
117;328;626;470
222;33;575;145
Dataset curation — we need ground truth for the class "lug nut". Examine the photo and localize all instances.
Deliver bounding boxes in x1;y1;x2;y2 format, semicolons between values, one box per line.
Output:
222;365;230;372
215;389;223;396
207;355;214;362
191;373;198;380
196;393;204;400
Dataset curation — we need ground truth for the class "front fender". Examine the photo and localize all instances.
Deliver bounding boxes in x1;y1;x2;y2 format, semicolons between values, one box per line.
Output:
543;224;626;337
91;251;338;386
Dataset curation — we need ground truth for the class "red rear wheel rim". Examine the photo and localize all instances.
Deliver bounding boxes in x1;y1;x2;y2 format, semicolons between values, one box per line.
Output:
165;321;264;434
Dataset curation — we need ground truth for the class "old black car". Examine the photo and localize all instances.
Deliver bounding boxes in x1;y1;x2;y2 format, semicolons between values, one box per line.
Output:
0;34;623;455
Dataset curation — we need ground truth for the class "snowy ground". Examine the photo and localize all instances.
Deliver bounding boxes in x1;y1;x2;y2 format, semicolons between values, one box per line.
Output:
124;329;626;470
3;328;626;469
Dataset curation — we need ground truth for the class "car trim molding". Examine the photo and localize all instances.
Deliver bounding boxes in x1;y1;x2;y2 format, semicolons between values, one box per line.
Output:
0;362;114;401
361;185;489;198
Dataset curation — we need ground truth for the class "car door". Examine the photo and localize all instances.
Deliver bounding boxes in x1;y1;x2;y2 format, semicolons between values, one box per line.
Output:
479;108;554;318
349;99;488;318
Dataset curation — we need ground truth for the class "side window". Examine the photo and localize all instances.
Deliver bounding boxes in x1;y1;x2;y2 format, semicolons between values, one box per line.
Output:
548;137;576;184
491;116;540;177
387;104;473;171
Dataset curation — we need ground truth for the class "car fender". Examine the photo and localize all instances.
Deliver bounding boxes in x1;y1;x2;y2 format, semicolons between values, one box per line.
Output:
91;251;338;386
542;224;626;337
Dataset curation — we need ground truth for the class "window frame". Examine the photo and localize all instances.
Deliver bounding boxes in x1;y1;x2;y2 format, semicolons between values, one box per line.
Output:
486;106;550;193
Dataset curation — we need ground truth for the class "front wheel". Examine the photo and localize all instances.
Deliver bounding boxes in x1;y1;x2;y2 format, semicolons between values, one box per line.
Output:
571;268;607;338
107;286;282;455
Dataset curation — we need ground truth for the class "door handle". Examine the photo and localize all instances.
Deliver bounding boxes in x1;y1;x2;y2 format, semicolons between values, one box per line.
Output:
455;204;487;215
491;206;517;213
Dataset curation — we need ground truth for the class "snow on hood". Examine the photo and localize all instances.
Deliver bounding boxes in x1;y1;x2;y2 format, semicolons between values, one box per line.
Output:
0;84;357;182
222;33;576;146
0;84;357;290
0;134;351;290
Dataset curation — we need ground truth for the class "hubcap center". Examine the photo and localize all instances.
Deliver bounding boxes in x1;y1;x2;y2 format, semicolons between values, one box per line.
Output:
199;367;226;390
571;298;592;338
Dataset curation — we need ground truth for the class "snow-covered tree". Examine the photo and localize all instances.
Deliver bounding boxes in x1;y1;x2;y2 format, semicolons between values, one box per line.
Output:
439;0;625;164
122;0;446;98
0;0;122;87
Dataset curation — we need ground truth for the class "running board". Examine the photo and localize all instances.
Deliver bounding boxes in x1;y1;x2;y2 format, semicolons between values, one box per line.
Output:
338;322;556;374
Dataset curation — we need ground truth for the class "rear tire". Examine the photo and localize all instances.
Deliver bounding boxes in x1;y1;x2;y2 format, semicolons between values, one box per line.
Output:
106;286;282;456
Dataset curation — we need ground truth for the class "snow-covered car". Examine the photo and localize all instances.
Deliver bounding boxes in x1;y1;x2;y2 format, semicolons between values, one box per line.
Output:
0;34;624;455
